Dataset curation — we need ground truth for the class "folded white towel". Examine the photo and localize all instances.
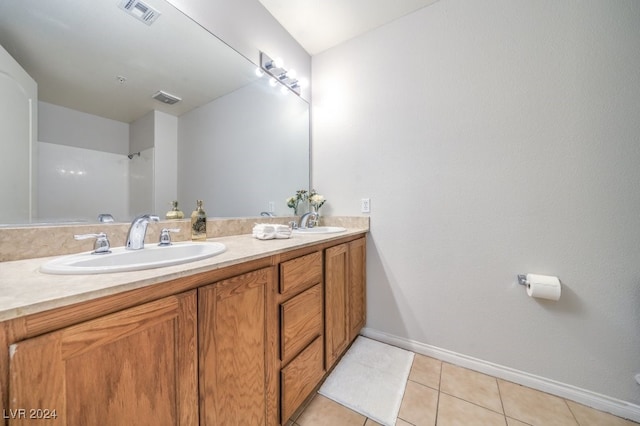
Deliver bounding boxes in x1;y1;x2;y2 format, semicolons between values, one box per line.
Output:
253;224;276;240
253;223;292;240
275;224;292;239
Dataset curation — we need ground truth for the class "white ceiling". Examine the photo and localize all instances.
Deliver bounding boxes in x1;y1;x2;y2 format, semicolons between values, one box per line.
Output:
258;0;440;55
0;0;440;123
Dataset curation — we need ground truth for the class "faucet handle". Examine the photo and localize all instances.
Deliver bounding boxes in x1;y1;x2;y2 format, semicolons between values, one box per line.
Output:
158;228;180;246
74;232;111;254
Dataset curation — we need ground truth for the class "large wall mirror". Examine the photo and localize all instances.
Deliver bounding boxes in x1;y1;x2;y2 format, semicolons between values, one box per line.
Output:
0;0;309;225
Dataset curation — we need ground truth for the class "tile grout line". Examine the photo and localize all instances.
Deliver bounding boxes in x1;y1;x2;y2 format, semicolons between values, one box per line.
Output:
397;356;418;426
434;358;443;426
496;376;508;424
438;390;507;417
563;397;581;425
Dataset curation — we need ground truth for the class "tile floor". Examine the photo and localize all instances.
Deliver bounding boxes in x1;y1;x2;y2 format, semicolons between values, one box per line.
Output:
288;352;639;426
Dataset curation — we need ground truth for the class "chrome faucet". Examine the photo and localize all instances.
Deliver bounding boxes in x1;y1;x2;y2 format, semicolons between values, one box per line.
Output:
298;211;318;229
126;214;159;250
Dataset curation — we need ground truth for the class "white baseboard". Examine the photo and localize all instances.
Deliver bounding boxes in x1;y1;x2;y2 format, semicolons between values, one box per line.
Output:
361;327;640;423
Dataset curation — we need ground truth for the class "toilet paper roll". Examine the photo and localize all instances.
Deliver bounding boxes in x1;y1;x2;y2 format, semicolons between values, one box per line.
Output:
526;273;561;301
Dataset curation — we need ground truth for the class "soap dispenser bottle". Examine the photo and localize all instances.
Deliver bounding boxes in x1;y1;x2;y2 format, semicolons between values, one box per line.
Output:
166;201;184;220
191;200;207;241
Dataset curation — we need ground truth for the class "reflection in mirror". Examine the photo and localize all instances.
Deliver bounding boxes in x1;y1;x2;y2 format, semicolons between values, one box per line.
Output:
0;0;309;225
0;43;36;224
179;77;309;217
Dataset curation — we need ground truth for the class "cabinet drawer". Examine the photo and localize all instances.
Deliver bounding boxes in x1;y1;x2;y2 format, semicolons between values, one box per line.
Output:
279;251;322;295
281;336;324;423
281;284;323;365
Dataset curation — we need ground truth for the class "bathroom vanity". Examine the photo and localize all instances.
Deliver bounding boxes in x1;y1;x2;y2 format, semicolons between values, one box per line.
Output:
0;226;366;425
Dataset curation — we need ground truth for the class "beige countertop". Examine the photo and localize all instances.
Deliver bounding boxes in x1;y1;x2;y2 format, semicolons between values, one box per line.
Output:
0;227;367;322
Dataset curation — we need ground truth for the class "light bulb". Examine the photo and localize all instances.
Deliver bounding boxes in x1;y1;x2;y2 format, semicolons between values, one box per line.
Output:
287;69;297;79
273;57;284;68
298;77;309;89
255;67;264;77
269;77;277;87
280;85;289;95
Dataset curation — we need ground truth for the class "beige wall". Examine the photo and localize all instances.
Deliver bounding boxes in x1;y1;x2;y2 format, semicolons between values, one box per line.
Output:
312;0;640;415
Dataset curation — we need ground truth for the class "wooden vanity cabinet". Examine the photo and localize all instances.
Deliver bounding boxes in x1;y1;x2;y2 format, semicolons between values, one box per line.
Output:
278;251;325;423
198;266;278;426
0;233;366;426
7;291;198;426
325;237;367;370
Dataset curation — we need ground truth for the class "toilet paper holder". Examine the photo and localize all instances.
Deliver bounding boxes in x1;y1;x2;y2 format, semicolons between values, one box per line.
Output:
517;273;562;301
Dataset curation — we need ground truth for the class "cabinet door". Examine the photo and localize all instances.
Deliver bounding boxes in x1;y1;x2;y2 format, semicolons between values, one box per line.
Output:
199;267;277;426
325;244;349;369
349;238;367;342
8;292;198;426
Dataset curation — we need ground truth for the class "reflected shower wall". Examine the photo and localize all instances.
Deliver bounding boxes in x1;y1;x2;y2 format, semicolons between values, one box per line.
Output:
128;147;154;219
38;142;129;223
37;101;131;223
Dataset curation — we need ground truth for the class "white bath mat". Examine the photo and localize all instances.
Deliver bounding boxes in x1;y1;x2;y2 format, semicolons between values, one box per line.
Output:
318;336;414;426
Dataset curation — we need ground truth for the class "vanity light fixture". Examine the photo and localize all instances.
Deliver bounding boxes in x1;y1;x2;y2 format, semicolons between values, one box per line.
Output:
263;55;284;71
259;51;303;95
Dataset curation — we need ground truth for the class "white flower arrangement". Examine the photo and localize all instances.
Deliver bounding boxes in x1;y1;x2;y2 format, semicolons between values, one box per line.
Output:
286;189;327;215
308;190;326;211
286;189;308;215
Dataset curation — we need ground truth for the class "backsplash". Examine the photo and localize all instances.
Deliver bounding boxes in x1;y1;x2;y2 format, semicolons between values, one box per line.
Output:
0;216;369;262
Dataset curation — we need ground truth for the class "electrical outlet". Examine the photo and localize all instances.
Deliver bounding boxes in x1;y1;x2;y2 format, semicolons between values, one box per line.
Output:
268;201;275;213
361;198;371;213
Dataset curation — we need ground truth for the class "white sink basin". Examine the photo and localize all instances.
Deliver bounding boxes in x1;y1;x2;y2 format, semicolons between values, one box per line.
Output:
293;226;347;234
40;242;227;275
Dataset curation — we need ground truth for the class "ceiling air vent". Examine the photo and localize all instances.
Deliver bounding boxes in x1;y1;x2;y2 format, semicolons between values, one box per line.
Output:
152;90;182;105
118;0;161;25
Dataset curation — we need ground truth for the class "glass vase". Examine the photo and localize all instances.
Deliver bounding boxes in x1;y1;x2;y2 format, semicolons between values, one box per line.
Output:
311;205;321;227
